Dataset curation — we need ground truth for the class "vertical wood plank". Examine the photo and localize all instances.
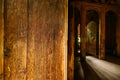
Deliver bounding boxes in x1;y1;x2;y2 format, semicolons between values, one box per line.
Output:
0;0;4;80
4;0;68;79
26;0;38;79
28;0;67;80
64;0;68;80
4;0;27;79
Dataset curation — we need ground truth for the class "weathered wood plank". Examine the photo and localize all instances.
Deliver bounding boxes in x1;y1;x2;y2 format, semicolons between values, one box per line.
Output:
0;0;4;80
4;0;27;79
26;0;38;79
28;0;68;80
4;0;68;79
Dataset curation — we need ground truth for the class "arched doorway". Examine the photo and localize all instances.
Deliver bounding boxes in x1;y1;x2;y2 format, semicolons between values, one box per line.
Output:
105;11;118;56
86;10;99;57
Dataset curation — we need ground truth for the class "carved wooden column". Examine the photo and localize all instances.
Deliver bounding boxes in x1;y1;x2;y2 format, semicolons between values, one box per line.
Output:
99;9;105;59
80;7;86;60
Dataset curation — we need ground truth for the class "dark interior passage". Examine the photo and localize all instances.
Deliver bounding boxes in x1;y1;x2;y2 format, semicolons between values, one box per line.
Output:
69;0;120;80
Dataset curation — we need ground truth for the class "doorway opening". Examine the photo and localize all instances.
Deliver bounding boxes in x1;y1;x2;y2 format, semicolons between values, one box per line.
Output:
86;10;99;57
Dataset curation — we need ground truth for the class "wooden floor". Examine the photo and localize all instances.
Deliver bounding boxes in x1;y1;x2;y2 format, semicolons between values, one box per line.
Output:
74;55;120;80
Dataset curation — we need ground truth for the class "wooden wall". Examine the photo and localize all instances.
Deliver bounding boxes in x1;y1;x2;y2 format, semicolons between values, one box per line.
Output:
4;0;68;80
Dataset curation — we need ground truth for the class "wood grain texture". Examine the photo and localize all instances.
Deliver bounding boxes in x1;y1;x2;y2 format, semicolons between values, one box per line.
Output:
28;0;67;80
4;0;68;80
26;0;37;79
0;0;4;80
4;0;27;79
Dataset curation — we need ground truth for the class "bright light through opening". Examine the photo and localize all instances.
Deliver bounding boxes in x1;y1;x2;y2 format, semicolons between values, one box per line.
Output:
86;56;120;80
78;37;81;43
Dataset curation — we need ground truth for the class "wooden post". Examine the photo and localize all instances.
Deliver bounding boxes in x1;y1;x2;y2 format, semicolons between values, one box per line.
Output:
80;7;86;60
68;6;74;80
99;9;105;59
